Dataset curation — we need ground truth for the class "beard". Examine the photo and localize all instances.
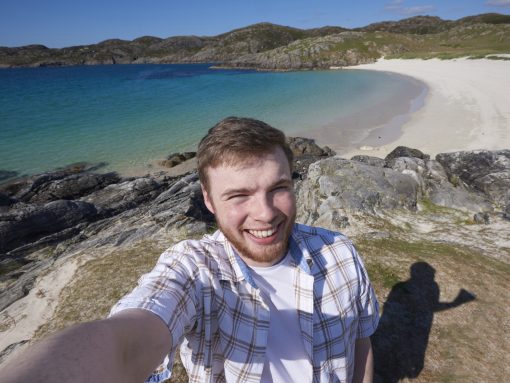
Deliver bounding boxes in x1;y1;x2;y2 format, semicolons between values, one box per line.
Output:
217;212;296;265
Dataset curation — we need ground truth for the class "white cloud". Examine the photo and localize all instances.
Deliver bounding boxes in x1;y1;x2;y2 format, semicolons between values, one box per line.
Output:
385;0;435;15
487;0;510;7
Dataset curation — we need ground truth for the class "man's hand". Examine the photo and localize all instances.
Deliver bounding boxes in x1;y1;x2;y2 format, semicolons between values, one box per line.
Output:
0;309;170;383
352;337;374;383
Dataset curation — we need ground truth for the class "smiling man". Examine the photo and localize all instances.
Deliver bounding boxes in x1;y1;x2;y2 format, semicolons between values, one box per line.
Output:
0;117;379;383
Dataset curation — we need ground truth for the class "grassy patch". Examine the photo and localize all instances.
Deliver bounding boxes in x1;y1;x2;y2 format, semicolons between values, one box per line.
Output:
355;236;510;382
365;262;401;289
35;241;164;338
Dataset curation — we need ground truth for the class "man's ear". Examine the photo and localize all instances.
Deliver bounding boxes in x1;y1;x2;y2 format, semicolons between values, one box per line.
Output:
201;185;215;214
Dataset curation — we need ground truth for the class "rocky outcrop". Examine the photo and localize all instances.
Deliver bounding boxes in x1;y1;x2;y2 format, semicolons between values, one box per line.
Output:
287;137;333;157
436;150;510;211
1;145;509;315
298;157;421;228
81;177;163;218
0;200;97;254
0;164;117;203
0;141;332;311
300;146;508;230
385;146;430;162
158;152;196;168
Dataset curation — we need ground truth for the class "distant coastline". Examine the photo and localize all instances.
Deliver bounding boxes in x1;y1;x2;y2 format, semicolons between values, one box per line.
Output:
1;13;509;70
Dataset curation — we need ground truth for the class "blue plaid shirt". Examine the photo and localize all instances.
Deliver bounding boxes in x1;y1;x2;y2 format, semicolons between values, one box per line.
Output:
110;223;379;382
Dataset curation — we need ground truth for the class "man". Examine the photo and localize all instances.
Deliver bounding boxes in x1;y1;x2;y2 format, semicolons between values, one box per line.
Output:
0;117;379;383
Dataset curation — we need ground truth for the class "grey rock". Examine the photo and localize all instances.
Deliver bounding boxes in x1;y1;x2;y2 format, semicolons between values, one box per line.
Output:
297;157;420;227
422;160;492;212
436;150;510;210
287;137;332;157
158;152;196;168
0;192;16;207
150;173;214;229
0;167;119;204
351;155;386;168
0;200;97;254
385;146;430;162
0;340;29;364
25;172;121;203
474;212;490;224
81;177;163;217
385;157;427;192
0;260;41;312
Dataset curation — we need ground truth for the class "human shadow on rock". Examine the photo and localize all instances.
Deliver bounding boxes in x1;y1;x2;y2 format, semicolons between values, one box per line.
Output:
372;262;476;383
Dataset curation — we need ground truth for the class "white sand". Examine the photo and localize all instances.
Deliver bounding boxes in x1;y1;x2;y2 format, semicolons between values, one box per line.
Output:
0;256;82;365
343;57;510;158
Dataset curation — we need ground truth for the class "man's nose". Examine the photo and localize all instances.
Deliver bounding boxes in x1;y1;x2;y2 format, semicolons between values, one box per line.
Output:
252;194;277;222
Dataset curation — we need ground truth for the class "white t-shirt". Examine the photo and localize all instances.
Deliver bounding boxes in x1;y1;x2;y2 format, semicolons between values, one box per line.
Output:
250;252;313;383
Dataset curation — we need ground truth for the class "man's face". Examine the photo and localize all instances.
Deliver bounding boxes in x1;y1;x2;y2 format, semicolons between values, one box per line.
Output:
202;147;296;267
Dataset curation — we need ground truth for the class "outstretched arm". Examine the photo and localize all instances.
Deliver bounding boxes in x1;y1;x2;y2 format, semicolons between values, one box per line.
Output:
352;337;374;383
0;309;170;383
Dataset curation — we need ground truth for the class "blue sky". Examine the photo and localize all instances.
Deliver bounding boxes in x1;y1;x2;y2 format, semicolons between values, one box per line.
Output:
1;0;509;48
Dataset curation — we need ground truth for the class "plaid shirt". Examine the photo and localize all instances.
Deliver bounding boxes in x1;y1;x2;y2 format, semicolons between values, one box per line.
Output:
110;223;379;383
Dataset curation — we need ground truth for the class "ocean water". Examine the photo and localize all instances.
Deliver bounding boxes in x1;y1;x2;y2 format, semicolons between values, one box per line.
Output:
0;64;423;178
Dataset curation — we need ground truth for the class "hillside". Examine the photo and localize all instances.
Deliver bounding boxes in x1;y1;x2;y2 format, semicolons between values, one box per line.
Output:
1;13;509;69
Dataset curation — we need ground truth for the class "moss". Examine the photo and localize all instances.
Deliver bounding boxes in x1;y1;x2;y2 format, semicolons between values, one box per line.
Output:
365;262;401;288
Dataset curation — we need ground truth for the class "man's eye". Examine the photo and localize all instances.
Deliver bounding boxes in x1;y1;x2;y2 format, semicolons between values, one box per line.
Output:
228;194;247;200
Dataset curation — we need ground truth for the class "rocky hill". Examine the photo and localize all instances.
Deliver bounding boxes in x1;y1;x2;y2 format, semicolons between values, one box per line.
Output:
1;141;509;381
1;13;509;69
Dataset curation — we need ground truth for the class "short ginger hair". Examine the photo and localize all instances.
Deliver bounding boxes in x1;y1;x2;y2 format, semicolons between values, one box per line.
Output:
197;117;293;191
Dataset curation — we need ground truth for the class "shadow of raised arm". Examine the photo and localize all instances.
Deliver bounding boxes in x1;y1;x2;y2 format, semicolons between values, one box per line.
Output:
434;288;476;312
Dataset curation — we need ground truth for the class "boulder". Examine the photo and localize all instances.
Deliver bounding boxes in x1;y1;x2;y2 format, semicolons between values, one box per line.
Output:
25;172;122;203
158;152;196;168
385;146;430;162
424;160;491;212
287;137;334;157
384;158;491;213
385;157;427;191
150;173;214;230
436;150;510;210
351;155;386;168
81;177;163;217
297;157;420;228
0;168;120;203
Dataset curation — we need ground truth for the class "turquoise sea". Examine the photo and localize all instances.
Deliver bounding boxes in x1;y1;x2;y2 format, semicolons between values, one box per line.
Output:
0;64;424;178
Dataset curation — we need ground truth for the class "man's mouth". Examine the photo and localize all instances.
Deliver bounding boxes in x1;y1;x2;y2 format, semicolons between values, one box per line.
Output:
247;227;277;238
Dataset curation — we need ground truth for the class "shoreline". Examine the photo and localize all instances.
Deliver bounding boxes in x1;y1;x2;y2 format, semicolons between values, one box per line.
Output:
338;57;510;159
298;71;428;156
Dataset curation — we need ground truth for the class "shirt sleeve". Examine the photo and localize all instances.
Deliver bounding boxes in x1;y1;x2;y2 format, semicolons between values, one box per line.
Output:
109;242;199;378
350;244;380;338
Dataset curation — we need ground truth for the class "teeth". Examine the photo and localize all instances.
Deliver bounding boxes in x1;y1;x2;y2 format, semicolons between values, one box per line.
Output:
249;228;276;238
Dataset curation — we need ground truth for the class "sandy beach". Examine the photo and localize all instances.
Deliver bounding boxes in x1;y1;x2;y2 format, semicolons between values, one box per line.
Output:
338;57;510;158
